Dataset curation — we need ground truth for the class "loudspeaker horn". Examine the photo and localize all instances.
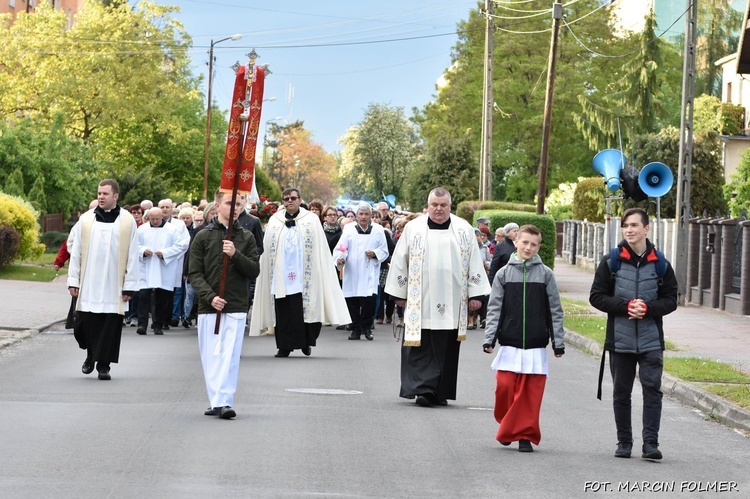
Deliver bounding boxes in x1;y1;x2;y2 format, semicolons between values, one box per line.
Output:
638;162;673;198
592;149;626;192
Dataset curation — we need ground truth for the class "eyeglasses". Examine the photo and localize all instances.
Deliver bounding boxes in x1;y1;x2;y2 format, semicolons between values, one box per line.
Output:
283;196;299;202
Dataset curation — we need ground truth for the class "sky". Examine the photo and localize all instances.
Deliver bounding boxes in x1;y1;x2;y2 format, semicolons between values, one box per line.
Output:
138;0;479;154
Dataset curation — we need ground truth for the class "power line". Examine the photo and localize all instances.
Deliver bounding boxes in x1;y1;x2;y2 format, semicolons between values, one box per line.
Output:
563;3;692;59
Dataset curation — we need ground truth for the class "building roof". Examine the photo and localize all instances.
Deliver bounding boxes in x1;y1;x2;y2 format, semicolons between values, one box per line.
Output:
737;0;750;73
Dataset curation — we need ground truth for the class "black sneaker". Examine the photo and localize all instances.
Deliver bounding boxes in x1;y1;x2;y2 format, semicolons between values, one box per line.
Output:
615;440;633;458
642;442;662;460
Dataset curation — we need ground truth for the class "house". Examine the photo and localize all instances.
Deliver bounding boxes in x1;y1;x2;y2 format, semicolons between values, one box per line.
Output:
0;1;81;26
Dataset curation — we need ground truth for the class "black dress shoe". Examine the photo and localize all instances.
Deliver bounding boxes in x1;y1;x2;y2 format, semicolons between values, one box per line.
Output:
415;395;433;407
274;349;290;358
98;371;111;381
162;324;170;330
169;320;179;327
364;330;373;341
348;332;361;340
204;407;220;416
82;358;94;375
518;440;533;453
154;328;163;335
136;328;147;335
335;324;347;330
219;406;236;419
302;346;312;356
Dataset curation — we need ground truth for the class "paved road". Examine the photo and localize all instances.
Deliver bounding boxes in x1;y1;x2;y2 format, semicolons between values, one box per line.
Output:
0;322;747;498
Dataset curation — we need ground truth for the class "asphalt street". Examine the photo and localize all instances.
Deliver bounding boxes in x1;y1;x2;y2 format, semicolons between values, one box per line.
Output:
0;322;747;498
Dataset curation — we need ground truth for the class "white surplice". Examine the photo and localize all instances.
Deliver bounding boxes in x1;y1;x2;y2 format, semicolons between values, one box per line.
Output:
384;214;491;345
67;209;139;315
333;222;389;298
137;221;189;291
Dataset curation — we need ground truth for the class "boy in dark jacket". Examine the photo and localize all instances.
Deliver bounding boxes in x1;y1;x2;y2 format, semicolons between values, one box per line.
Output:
189;190;260;420
483;224;565;453
590;208;678;460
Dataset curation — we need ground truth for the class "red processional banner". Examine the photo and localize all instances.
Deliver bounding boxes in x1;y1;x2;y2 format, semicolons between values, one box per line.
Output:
220;64;265;194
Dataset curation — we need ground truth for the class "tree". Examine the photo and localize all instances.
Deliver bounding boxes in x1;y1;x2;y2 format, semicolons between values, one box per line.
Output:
3;169;24;197
27;175;46;213
695;0;744;97
405;133;475;211
415;0;629;203
269;121;338;203
629;127;727;218
0;116;99;216
339;104;417;201
573;10;681;152
0;1;209;200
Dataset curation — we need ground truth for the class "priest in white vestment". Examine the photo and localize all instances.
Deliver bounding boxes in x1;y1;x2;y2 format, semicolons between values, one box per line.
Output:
385;187;491;406
333;202;389;341
135;207;189;335
68;179;139;380
250;188;350;357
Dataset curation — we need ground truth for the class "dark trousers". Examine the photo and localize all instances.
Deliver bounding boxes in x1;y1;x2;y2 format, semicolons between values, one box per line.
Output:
400;329;461;402
275;293;322;351
346;294;376;334
609;350;663;444
138;288;173;329
375;287;395;321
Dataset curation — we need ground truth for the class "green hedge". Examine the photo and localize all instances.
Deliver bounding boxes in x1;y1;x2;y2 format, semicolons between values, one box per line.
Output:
572;177;607;223
41;231;69;252
474;209;557;269
455;200;536;224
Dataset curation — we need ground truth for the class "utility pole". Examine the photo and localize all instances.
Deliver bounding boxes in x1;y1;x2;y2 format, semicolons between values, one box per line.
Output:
674;0;698;305
479;0;494;201
202;40;216;201
536;0;563;215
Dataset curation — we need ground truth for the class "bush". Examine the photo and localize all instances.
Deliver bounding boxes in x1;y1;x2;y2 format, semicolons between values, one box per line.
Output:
720;103;745;136
0;192;45;261
455;200;536;224
41;231;69;252
0;226;21;267
572;177;607;223
473;209;557;269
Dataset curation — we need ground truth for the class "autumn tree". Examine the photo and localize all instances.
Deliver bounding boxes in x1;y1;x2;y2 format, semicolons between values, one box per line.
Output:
269;121;338;203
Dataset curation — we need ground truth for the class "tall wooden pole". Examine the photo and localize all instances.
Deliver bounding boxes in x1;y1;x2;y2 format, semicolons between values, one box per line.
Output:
479;0;494;201
536;0;563;215
675;0;698;305
202;40;216;201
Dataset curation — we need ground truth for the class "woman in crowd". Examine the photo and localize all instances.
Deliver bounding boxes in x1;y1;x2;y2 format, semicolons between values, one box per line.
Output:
322;206;342;253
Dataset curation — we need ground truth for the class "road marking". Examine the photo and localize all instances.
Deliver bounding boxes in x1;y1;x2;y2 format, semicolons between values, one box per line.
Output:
466;407;493;411
285;388;363;395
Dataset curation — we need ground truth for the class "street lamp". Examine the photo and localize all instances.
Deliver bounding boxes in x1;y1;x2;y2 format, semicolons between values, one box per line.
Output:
202;33;243;201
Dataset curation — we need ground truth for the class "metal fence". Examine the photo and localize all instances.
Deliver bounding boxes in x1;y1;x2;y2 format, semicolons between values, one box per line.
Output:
561;216;750;315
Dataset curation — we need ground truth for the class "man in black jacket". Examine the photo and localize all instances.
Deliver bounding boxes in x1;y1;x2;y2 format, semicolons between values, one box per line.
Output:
589;208;678;460
189;190;260;420
488;222;519;285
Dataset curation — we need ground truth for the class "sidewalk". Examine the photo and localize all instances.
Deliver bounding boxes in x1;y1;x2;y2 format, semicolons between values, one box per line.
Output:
553;258;750;433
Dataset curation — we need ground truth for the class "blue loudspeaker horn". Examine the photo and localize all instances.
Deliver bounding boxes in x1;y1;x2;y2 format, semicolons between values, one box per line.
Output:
638;162;673;198
592;149;626;192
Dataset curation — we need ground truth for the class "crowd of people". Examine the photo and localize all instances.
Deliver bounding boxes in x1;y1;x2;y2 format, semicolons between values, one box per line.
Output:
59;181;677;461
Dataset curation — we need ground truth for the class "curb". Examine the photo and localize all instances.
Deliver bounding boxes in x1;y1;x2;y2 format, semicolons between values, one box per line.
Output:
0;328;40;352
564;328;750;434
